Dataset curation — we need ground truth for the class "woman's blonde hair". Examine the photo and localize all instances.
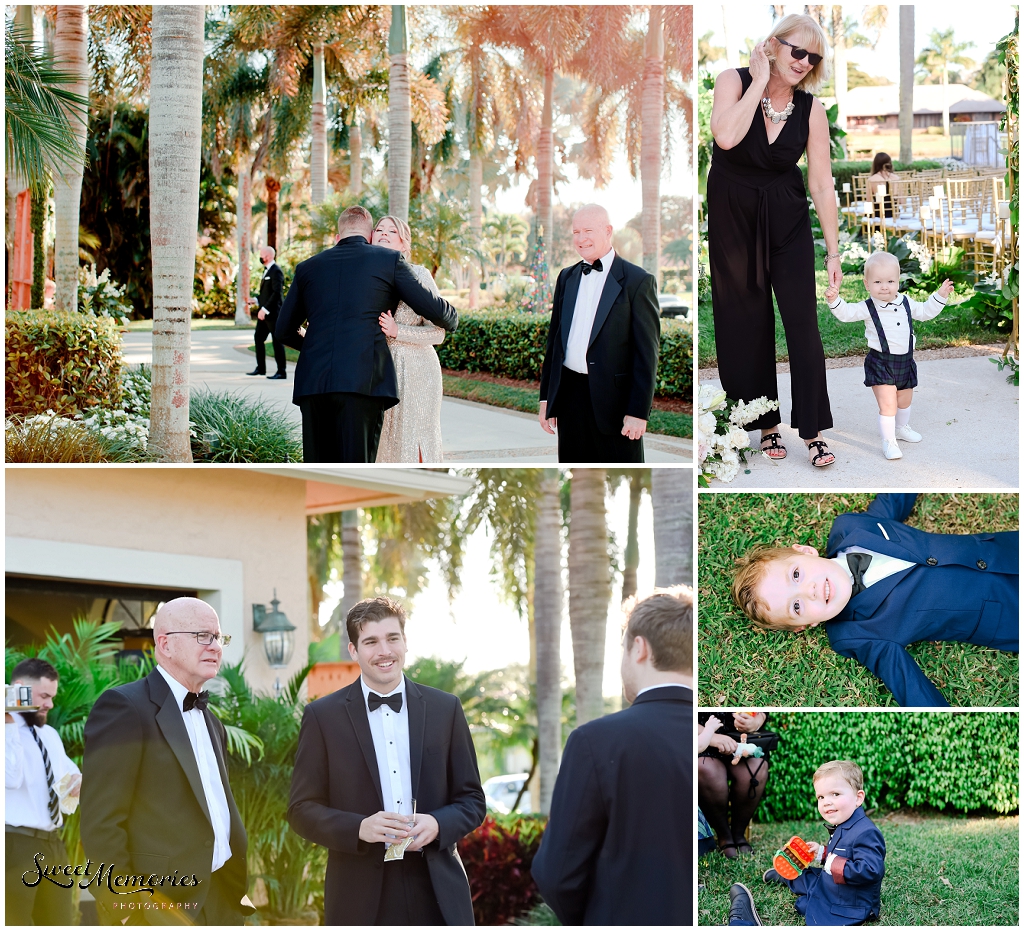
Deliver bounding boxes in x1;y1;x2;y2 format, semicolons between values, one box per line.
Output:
373;214;412;259
766;13;831;95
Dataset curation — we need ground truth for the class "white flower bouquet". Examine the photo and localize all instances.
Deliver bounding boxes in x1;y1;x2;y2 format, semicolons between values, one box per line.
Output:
697;385;780;486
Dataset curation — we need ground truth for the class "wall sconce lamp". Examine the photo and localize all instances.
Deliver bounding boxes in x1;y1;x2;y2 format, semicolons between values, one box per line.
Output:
253;590;296;669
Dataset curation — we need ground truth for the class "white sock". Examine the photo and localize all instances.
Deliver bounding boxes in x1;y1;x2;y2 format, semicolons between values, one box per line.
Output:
895;406;912;428
878;415;896;443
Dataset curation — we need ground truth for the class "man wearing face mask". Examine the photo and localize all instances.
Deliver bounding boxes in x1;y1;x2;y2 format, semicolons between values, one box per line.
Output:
247;245;287;379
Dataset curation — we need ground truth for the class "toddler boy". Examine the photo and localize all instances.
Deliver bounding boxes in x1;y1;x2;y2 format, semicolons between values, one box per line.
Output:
763;760;885;925
731;493;1018;706
824;251;953;460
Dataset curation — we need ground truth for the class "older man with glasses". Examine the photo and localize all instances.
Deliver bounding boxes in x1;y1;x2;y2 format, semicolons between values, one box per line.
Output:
81;597;254;925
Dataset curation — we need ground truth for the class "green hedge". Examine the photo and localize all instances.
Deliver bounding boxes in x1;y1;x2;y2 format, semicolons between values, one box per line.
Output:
5;309;123;416
759;712;1019;822
435;310;693;400
800;159;946;195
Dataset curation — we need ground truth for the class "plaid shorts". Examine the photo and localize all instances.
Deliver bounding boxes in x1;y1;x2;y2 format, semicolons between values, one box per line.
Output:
864;348;918;390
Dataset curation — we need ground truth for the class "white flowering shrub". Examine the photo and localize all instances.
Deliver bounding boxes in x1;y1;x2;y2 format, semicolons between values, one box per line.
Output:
78;265;133;322
697;385;780;485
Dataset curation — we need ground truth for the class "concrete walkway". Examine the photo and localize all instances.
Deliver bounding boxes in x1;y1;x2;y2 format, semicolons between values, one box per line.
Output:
123;330;692;463
699;352;1018;488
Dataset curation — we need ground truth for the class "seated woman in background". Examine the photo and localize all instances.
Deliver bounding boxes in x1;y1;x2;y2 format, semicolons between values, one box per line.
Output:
867;151;898;218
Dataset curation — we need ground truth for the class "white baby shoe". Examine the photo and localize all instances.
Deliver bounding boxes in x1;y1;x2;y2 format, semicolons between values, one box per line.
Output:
895;424;922;443
882;439;903;460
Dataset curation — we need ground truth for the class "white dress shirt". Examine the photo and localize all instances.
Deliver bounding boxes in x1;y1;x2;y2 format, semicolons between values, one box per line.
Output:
564;247;616;374
360;676;414;833
832;546;916;589
156;665;233;872
828;291;946;355
5;713;80;830
636;682;692;699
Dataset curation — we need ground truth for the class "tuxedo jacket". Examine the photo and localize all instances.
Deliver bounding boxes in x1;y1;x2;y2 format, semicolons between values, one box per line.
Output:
788;807;885;925
287;677;486;926
275;236;459;408
80;668;249;925
539;255;660;434
257;262;284;321
824;494;1019;707
530;685;693;925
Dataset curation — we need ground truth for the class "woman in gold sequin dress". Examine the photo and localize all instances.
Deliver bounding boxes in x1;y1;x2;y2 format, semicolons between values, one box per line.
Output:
372;215;445;462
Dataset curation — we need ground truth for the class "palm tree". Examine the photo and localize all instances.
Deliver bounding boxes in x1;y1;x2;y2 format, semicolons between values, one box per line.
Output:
608;469;651;603
339;509;362;652
899;6;914;163
641;7;665;280
388;6;412;221
533;468;563;814
148;5;206;462
651;468;692;587
917;28;975;136
484;211;529;276
52;6;89;313
568;468;611;726
311;44;328;204
831;7;847;158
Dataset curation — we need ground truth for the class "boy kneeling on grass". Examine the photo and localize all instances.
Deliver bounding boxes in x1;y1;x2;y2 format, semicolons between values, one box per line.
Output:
731;493;1018;707
763;760;885;926
824;251;953;461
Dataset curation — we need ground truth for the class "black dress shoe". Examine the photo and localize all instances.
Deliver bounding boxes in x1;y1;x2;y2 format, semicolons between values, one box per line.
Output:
267;372;287;380
246;368;266;376
728;883;762;926
762;868;787;886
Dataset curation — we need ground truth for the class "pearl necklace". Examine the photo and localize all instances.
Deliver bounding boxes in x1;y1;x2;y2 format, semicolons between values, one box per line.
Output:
761;94;795;124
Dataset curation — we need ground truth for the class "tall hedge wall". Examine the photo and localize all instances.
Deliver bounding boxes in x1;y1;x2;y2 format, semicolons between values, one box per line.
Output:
799;159;946;196
758;712;1018;821
435;310;692;400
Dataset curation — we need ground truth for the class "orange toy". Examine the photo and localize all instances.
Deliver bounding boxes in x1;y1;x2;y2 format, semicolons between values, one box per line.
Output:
773;836;817;880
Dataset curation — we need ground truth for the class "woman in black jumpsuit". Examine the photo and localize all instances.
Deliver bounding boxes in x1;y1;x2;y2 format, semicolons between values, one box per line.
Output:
708;16;842;466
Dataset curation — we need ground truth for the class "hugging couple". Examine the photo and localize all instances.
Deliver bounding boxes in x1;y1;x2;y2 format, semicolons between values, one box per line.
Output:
275;205;458;464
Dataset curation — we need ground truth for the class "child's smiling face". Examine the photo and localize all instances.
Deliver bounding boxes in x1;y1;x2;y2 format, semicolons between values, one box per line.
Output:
815;773;866;826
754;545;853;631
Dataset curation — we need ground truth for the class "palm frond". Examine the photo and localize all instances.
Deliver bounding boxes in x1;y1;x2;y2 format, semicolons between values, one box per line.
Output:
217;720;265;764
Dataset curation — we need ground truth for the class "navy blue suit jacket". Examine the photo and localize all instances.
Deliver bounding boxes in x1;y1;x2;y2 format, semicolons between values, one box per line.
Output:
824;494;1018;707
530;685;692;925
789;807;885;925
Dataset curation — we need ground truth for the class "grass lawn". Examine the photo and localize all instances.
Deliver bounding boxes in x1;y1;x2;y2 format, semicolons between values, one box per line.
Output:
698;272;998;367
844;130;962;162
698;814;1019;926
697;493;1019;707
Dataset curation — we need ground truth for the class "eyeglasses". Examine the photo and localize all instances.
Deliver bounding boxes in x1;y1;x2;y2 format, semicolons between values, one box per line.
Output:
165;631;232;646
776;37;823;68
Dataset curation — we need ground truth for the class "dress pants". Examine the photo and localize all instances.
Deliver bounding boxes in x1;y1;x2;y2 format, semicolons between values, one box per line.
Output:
254;315;287;375
300;392;387;463
5;827;74;925
556;367;644;463
197;866;245;925
374;852;445;926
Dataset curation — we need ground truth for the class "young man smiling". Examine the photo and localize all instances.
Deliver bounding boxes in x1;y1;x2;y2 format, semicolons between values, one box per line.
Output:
288;596;485;926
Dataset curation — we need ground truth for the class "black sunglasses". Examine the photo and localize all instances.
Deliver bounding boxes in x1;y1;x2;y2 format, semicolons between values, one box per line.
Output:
776;37;823;68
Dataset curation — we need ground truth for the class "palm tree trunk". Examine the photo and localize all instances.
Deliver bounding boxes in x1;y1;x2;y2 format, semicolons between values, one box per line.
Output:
340;509;362;654
469;155;483;309
52;5;89;313
311;44;328;205
536;61;554;249
651;468;692;587
265;176;280;251
534;468;563;814
899;6;914;164
149;5;205;463
568;468;611;727
234;156;253;326
831;6;848;158
349;112;363;194
621;473;642;603
388;7;412;222
641;6;664;282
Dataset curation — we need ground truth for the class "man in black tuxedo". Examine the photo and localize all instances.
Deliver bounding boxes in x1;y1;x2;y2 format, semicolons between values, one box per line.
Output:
531;587;694;925
81;598;252;925
247;245;287;379
538;204;661;462
275;206;459;463
288;596;486;926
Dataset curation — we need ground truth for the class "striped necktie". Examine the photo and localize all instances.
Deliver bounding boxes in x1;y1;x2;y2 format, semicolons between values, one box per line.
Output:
28;726;60;827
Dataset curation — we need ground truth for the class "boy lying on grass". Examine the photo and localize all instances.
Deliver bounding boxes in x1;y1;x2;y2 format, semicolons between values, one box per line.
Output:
731;493;1018;707
763;760;885;926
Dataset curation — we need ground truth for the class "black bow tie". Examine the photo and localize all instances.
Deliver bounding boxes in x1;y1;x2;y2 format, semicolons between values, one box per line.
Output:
368;692;403;713
182;690;209;713
846;553;873;597
581;258;603;275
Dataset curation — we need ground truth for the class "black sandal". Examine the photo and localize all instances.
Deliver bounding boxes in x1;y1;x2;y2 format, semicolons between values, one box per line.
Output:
807;440;835;467
736;839;754;855
717;842;740;860
759;432;787;460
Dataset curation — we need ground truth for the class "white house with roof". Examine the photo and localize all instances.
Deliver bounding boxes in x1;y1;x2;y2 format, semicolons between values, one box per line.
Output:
839;84;1006;132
